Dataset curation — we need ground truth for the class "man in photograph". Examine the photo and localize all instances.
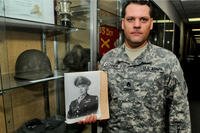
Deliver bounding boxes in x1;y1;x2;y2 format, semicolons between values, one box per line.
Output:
67;76;99;119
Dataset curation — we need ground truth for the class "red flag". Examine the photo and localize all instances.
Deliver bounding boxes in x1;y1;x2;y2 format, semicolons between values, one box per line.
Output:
99;25;119;56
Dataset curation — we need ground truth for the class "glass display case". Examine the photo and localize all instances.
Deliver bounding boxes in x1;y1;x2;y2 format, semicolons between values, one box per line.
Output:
149;1;180;55
0;0;103;132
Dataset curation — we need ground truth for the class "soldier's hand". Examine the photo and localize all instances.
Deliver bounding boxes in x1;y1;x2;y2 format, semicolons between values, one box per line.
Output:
78;114;97;124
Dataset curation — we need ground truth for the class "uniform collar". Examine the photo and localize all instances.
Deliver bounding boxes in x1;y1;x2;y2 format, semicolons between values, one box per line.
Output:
114;42;153;65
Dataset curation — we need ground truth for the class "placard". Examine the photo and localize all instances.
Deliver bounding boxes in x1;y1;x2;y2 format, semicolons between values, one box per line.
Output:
0;0;3;16
4;0;54;24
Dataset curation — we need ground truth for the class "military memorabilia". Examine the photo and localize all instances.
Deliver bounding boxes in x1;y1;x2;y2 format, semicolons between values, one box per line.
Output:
4;0;55;24
14;49;53;80
16;118;67;133
55;0;72;27
63;44;90;72
99;25;119;56
64;71;109;124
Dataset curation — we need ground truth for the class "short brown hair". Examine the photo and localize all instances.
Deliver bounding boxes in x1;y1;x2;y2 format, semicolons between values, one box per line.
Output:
121;0;153;18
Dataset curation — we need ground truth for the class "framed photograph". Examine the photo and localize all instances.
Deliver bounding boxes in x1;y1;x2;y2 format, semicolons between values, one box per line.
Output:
4;0;55;24
64;71;109;124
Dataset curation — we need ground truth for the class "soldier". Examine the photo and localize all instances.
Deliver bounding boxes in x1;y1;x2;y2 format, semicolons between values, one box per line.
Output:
80;0;191;133
67;76;98;119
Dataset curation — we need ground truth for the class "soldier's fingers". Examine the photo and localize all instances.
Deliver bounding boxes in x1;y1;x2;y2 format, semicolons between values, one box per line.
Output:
77;114;97;124
88;114;97;123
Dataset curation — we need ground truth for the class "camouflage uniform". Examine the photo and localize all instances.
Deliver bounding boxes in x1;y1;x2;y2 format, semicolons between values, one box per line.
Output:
99;43;191;133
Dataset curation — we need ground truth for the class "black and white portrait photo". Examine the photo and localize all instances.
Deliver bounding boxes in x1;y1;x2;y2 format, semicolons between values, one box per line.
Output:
64;71;101;124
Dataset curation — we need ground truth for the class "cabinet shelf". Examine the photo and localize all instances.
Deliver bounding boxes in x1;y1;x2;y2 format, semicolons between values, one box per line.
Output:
0;16;83;35
0;70;67;94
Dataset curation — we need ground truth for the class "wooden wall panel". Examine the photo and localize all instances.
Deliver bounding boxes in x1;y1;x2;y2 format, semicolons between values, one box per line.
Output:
0;96;6;133
6;31;41;74
11;84;45;130
48;81;57;116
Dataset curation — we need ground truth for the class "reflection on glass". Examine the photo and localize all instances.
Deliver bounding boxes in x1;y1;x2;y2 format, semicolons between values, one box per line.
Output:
149;3;175;52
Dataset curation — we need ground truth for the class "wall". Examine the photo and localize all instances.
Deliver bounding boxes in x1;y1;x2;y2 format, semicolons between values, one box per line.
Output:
153;0;185;60
153;0;181;26
0;96;6;133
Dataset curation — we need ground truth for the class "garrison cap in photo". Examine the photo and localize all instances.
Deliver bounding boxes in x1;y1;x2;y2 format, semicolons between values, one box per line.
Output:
74;76;91;87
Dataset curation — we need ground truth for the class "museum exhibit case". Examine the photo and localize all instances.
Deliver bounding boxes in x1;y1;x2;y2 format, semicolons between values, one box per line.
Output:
0;0;121;132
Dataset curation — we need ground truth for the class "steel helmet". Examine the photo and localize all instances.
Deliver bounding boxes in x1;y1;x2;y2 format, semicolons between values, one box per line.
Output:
14;49;53;80
63;44;90;71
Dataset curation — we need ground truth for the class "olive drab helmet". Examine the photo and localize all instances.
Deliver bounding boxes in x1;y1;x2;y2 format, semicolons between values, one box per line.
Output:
63;44;90;71
14;49;53;80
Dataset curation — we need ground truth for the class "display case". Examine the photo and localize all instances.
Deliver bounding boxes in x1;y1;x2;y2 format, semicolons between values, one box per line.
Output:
0;0;121;132
149;1;180;54
0;0;102;132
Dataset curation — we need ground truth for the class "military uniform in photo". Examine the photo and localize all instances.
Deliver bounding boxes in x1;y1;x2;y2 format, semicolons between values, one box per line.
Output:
67;94;98;119
67;76;98;119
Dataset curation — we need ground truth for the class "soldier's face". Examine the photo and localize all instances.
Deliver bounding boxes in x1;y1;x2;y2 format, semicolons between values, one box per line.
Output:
121;3;153;48
78;84;88;95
